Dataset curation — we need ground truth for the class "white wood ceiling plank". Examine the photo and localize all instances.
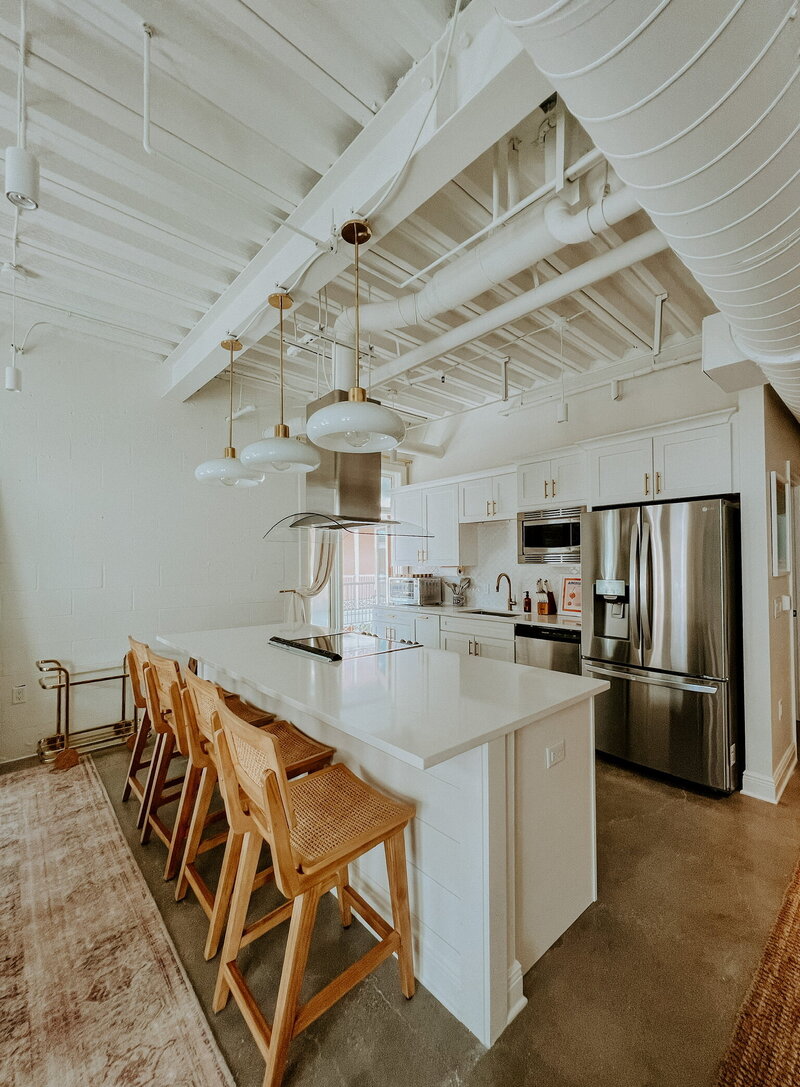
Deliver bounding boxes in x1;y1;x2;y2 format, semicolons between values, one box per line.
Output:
0;13;312;212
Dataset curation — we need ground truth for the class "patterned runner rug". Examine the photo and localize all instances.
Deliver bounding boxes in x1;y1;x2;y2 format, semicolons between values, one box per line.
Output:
0;757;234;1087
716;855;800;1086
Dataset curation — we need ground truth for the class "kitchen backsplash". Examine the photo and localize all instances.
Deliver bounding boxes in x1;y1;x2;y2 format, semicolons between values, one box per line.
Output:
415;518;581;616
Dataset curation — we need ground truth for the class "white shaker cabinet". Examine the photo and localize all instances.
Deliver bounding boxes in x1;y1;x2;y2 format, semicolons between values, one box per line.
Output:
589;421;733;506
518;452;586;508
440;615;515;662
391;484;475;568
652;424;732;501
459;471;516;523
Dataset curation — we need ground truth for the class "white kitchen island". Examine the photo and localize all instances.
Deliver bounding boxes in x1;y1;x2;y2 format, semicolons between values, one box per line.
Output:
158;623;608;1047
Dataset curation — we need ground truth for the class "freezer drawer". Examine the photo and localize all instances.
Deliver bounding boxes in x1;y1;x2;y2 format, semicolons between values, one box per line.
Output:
582;661;737;792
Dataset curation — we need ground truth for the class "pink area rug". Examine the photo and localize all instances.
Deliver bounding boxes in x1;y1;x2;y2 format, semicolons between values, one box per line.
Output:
0;757;234;1087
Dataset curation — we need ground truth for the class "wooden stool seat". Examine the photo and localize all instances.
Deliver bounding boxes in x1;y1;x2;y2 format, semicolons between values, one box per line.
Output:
213;698;416;1087
176;669;335;960
223;693;273;727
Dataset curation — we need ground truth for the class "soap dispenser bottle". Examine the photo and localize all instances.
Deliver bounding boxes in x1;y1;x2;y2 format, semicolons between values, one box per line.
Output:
523;591;531;615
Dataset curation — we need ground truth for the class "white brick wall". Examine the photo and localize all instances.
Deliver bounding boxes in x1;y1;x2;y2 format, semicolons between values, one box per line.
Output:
0;325;302;761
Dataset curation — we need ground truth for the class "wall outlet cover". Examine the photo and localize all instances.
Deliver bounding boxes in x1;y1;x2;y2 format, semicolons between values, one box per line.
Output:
546;739;566;769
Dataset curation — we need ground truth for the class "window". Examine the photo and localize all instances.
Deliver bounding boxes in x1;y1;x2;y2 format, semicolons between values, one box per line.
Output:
341;472;394;628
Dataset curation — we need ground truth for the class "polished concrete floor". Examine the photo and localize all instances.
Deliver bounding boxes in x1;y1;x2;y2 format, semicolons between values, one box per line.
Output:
91;746;800;1087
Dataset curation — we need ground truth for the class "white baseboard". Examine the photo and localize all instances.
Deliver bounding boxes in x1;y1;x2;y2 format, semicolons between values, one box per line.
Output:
506;960;527;1026
742;743;798;804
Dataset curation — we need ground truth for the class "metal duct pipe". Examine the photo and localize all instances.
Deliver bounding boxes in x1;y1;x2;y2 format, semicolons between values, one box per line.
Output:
333;178;641;388
371;228;669;386
491;0;800;415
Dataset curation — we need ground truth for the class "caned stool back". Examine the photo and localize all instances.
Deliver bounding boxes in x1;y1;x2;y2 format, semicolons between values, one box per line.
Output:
145;648;186;749
127;637;149;712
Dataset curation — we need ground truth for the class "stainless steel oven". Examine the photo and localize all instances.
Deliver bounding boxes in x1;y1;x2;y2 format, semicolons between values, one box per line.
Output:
517;507;583;564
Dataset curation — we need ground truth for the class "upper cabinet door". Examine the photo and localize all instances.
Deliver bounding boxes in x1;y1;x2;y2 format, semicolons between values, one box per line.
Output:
518;459;552;508
459;477;493;523
492;472;517;520
391;488;424;567
653;424;732;500
423;485;460;566
591;438;653;506
549;453;587;506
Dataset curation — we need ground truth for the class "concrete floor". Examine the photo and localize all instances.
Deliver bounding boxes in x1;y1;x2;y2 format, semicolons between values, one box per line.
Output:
91;746;800;1087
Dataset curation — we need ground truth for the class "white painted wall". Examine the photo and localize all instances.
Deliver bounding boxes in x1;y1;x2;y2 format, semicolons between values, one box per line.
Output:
0;324;300;762
739;385;800;801
407;359;737;484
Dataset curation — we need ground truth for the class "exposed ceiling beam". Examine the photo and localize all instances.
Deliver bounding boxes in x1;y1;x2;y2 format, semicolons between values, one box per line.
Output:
161;0;553;401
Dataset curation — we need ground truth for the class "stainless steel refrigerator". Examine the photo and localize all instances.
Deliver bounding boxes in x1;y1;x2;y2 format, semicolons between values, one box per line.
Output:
581;498;741;792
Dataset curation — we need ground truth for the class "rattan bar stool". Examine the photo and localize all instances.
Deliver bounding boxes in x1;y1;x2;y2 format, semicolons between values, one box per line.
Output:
176;670;336;960
121;637;152;806
141;649;274;881
213;697;416;1087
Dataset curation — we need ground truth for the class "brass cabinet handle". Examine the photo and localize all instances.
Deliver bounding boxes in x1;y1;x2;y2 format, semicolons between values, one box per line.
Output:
644;473;650;496
552;478;557;498
468;640;473;655
544;479;549;498
655;471;662;495
486;499;491;516
492;499;497;515
474;641;480;656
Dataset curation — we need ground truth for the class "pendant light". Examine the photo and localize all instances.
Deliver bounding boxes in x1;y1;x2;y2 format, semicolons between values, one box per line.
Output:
306;220;405;453
240;293;320;473
194;339;265;486
5;0;40;211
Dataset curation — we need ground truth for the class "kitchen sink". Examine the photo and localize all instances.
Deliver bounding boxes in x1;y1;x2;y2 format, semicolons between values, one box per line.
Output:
461;609;520;618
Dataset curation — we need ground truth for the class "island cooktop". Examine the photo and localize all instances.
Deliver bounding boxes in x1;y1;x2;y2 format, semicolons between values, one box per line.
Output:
268;630;421;663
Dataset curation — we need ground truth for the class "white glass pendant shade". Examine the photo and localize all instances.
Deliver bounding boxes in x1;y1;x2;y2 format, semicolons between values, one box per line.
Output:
241;431;320;473
194;450;265;486
306;396;405;453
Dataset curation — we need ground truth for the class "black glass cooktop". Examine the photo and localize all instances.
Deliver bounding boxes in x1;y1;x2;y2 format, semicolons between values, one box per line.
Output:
268;631;421;663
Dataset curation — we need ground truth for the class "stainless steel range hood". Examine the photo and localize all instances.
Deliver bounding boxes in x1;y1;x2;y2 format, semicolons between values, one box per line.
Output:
300;390;383;528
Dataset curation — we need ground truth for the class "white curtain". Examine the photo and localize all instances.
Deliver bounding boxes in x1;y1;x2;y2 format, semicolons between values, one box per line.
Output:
285;529;336;622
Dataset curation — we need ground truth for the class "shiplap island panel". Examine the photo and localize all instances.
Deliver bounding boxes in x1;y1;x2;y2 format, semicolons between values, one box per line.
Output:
158;624;608;1047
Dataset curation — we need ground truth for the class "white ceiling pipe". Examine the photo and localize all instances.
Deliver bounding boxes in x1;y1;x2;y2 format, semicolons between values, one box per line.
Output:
370;228;668;387
396;438;446;458
333;179;640;388
491;0;800;415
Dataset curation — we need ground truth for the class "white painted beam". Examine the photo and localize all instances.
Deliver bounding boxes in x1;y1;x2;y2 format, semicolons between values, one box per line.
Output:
162;1;553;401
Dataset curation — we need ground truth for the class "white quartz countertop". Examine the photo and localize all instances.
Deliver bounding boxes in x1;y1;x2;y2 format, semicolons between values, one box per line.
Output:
374;603;582;630
159;623;606;771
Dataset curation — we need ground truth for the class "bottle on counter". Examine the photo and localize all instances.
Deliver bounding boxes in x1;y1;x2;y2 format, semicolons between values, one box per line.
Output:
523;591;531;615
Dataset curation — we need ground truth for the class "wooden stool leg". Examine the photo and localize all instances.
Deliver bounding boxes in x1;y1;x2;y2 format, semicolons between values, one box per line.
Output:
335;866;352;928
204;828;244;961
136;731;163;830
140;731;174;845
385;829;415;999
213;830;262;1012
262;885;322;1087
176;763;218;901
122;709;150;802
164;760;203;882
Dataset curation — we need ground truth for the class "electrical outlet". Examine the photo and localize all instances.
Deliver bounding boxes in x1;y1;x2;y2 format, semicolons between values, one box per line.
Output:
546;740;565;769
12;684;26;705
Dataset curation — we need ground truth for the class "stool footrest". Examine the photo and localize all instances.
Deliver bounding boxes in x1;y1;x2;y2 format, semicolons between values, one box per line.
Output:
184;866;215;918
293;930;400;1038
240;899;293;949
197;829;229;855
225;964;272;1061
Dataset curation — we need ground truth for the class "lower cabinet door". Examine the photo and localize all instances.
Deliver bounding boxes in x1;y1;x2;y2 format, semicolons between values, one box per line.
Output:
473;637;514;662
440;631;473;656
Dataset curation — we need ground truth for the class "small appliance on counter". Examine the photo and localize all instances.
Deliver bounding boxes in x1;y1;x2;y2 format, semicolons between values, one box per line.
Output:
387;575;443;607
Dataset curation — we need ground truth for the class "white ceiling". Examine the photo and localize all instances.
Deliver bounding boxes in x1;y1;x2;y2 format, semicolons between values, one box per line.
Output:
0;0;714;424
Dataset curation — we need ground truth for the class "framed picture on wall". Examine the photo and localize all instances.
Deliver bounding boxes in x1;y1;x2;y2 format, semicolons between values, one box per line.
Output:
561;577;582;614
770;462;792;577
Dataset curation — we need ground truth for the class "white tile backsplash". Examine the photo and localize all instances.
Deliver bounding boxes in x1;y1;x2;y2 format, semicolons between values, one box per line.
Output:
427;518;580;616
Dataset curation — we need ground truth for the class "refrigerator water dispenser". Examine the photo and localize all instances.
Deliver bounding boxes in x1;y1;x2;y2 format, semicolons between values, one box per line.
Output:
593;578;629;640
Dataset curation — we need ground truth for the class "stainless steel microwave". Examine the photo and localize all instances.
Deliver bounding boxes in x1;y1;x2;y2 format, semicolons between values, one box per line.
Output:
517;507;583;564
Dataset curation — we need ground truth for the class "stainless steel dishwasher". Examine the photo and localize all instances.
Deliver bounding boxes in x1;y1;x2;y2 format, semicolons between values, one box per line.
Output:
514;623;581;673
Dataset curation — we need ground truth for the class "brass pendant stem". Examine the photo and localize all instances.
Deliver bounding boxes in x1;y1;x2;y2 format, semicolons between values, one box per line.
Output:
353;230;360;390
228;340;234;449
279;304;285;428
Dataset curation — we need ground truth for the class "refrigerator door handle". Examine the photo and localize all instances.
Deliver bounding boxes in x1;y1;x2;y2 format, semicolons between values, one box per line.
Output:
640;520;653;654
583;664;719;695
629;521;641;654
